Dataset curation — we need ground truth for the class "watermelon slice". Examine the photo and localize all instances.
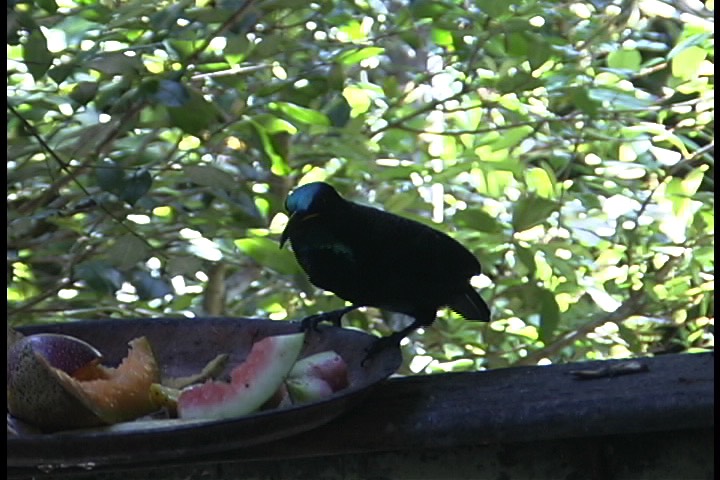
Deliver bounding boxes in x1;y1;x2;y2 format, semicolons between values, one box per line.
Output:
177;332;305;420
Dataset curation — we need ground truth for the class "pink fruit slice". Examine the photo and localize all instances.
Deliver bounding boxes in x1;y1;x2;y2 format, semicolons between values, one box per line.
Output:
177;332;305;420
288;350;349;391
284;350;349;404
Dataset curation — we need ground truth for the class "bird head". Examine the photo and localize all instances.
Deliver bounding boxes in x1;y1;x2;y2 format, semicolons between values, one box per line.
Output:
280;182;342;248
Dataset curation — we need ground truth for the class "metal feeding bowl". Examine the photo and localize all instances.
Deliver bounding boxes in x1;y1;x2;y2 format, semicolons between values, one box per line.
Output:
7;317;402;471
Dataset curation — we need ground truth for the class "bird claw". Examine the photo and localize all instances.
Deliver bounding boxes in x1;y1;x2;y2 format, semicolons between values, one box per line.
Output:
300;313;332;332
299;306;356;332
361;334;402;367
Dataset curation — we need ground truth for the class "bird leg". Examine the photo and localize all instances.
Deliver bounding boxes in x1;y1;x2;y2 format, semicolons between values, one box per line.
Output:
361;316;429;365
299;305;359;331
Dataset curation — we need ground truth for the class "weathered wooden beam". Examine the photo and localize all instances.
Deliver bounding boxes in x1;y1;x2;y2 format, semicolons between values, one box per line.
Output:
211;351;715;459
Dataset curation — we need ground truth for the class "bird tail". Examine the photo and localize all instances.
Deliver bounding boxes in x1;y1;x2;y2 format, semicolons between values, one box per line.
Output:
449;287;491;322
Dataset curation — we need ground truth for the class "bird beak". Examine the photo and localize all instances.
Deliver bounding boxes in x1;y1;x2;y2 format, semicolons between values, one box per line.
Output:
279;213;296;249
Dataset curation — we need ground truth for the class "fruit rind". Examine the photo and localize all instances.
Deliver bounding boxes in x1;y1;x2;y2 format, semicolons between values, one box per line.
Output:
177;332;305;420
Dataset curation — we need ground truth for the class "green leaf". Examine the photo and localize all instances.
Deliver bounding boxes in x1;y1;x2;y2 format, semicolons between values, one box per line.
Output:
512;195;558;232
69;81;98;105
527;37;552;70
410;0;450;19
536;287;560;343
253;114;298;135
569;87;599;116
681;166;707;196
337;47;385;66
431;28;454;48
224;34;250;65
166;255;204;277
48;63;77;84
497;72;543;94
671;45;707;80
250;120;290;176
234;237;301;275
166;39;200;59
130;271;173;300
607;49;642;71
23;29;53;81
270;102;330;126
475;0;511;17
185;165;238;191
667;33;712;60
167;90;220;135
153;79;189;107
665;166;707;218
507;32;530;58
490;126;534;151
75;260;124;295
95;161;151;205
120;169;152;205
95;161;125;195
87;52;142;76
454;208;504;233
525;167;556;199
326;96;352;128
588;88;654;109
515;244;537;277
35;0;59;13
105;234;149;269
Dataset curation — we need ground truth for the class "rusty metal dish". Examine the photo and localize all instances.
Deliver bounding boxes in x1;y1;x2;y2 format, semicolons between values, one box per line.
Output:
7;317;402;471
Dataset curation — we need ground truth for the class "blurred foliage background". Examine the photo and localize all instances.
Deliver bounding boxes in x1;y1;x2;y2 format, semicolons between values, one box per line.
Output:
7;0;714;374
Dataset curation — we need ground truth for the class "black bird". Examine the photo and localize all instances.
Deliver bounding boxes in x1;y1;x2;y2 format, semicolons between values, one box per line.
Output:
280;182;491;353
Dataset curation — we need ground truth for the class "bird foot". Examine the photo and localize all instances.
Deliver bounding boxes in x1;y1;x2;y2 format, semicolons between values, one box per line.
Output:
361;333;403;366
299;306;357;332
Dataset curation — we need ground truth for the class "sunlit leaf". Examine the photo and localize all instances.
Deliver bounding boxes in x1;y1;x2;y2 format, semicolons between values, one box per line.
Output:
607;49;642;71
525;167;556;199
270;102;330;126
234;237;301;275
667;33;712;60
337;47;385;65
490;126;533;151
671;45;707;80
249;120;290;176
